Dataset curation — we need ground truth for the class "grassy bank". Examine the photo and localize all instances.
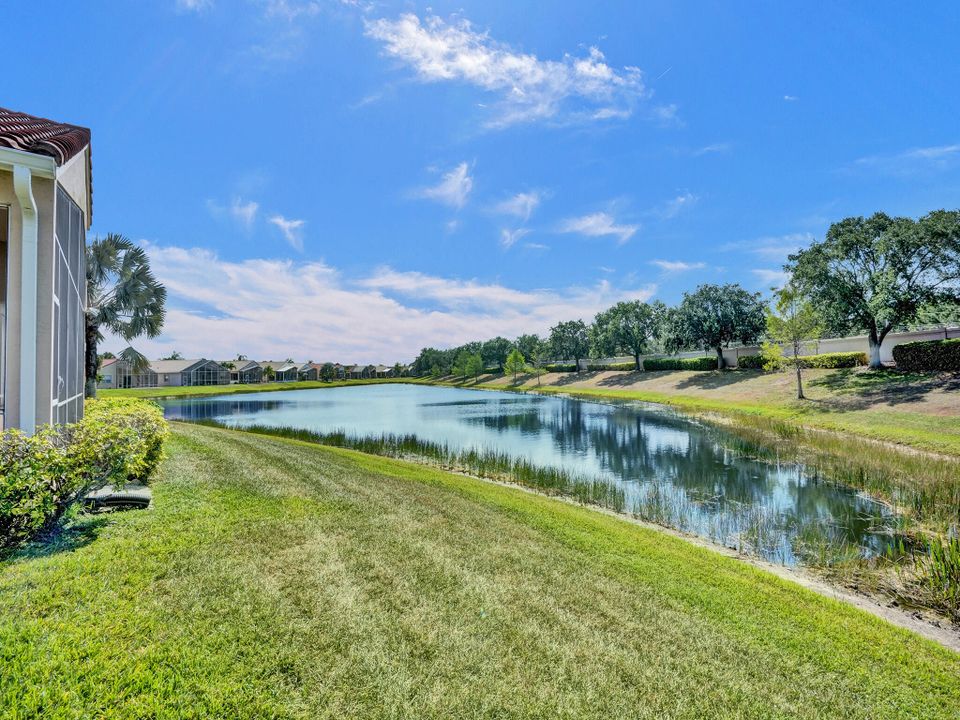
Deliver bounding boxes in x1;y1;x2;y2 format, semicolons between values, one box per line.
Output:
1;422;958;718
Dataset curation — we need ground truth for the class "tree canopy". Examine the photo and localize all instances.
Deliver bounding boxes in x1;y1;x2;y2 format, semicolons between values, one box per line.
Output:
549;320;589;370
788;210;960;368
591;300;663;370
766;284;822;399
667;284;765;369
481;337;513;372
504;348;527;383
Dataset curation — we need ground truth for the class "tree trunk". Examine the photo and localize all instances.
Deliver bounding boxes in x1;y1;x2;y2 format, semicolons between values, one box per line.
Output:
795;364;805;400
867;329;883;369
715;347;725;370
634;353;641;371
84;320;99;399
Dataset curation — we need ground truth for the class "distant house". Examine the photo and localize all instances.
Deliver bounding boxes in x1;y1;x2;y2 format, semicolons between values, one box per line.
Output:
299;362;327;381
332;363;346;379
227;360;262;384
1;107;92;431
97;358;158;390
151;359;230;387
345;364;373;379
259;361;299;382
375;364;395;378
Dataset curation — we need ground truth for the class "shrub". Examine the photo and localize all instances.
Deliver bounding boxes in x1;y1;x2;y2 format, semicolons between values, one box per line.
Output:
737;350;866;371
735;354;765;370
643;356;718;372
0;398;168;552
797;351;868;369
586;362;637;371
544;363;578;372
892;338;960;372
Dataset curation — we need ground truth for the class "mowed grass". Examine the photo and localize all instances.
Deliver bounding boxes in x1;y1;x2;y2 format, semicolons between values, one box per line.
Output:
2;423;958;718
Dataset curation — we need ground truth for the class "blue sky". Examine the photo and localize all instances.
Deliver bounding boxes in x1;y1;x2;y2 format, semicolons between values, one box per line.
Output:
8;1;960;362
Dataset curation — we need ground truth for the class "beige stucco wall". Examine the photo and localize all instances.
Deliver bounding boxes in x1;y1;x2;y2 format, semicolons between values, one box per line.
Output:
56;147;91;227
0;168;57;428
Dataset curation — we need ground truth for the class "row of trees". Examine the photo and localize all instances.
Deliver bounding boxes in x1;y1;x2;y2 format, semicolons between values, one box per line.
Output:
413;209;960;379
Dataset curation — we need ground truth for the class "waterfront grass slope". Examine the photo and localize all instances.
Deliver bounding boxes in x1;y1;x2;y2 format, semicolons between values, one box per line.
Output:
1;422;958;718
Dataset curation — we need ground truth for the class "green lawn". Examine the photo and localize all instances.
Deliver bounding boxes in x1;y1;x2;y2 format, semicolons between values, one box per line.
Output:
2;423;957;718
100;377;409;399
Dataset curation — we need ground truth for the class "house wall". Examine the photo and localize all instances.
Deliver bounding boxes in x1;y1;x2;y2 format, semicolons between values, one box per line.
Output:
0;169;57;428
156;372;184;387
56;149;91;226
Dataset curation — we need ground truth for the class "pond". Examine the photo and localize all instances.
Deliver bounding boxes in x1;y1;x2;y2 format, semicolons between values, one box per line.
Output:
161;384;902;566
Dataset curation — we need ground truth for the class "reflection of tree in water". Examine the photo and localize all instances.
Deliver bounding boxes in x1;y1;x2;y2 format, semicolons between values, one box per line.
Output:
161;398;285;421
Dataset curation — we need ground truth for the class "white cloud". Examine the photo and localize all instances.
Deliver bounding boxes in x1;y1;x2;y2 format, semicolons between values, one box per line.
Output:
207;197;259;231
558;212;638;244
269;215;306;250
418;162;473;209
112;243;656;363
783;95;798;102
752;268;790;288
851;143;960;175
657;192;698;219
364;13;647;127
650;259;706;273
263;0;321;22
691;142;731;156
500;228;531;249
493;191;543;221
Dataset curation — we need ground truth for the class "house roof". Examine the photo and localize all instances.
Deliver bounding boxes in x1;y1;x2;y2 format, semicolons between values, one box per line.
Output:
99;358;118;369
150;359;208;374
0;107;91;166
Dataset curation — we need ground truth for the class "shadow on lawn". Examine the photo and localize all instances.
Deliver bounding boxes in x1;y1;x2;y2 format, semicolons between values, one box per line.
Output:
674;369;760;391
808;368;960;409
11;513;112;561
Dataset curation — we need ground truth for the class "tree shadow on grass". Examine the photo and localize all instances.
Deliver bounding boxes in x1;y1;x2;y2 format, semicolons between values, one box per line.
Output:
551;371;602;386
808;368;960;409
674;369;762;391
7;512;113;562
596;371;647;387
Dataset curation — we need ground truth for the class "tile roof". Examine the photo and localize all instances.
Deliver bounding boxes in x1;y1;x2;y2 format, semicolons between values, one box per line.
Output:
0;107;91;166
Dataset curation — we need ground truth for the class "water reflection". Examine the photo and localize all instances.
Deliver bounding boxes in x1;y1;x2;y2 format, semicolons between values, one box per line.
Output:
161;385;900;566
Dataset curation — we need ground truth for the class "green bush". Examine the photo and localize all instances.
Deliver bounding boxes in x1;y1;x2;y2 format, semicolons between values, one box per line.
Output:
586;362;638;371
544;363;578;372
737;350;867;371
735;354;765;369
892;338;960;371
0;398;168;552
643;356;718;371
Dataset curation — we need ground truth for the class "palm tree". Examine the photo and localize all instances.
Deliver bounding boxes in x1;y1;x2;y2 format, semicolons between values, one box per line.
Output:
85;234;166;398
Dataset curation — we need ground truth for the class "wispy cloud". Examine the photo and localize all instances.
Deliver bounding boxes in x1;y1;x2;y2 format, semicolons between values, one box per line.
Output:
723;232;813;260
493;191;543;221
417;162;473;209
269;214;306;250
558;212;638;244
691;142;731;156
850;143;960;176
650;259;705;273
207;197;259;231
656;191;698;219
175;0;211;12
116;243;657;362
364;13;648;127
752;268;790;288
783;95;798;102
500;228;531;249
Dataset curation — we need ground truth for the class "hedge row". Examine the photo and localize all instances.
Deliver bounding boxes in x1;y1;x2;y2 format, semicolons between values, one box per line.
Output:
892;338;960;371
0;398;169;552
737;351;868;370
643;356;718;371
544;363;578;372
586;362;638;371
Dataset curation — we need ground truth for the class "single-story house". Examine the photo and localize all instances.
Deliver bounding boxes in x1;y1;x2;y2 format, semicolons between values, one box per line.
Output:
259;361;299;382
97;357;158;390
331;363;346;379
345;364;373;379
150;359;230;387
225;360;263;384
1;107;92;431
374;364;395;378
299;362;322;381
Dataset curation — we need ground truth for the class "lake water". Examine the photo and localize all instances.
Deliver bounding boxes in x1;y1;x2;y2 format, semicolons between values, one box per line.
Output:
161;384;900;565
